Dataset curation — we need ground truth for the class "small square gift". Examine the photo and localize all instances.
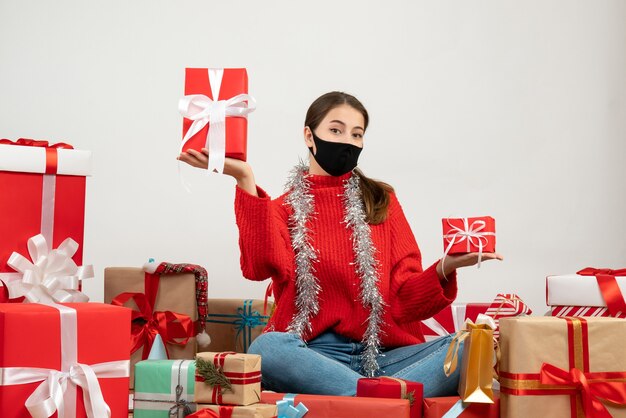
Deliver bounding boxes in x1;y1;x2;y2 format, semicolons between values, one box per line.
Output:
134;359;196;418
179;68;256;173
0;303;130;417
104;261;208;388
0;138;92;298
547;267;626;318
357;377;423;418
442;216;495;263
204;299;271;353
194;352;261;406
499;316;626;417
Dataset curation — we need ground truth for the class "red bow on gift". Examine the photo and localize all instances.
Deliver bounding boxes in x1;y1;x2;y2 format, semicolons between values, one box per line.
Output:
111;292;194;359
540;363;626;418
577;268;626;316
0;138;74;174
0;138;73;149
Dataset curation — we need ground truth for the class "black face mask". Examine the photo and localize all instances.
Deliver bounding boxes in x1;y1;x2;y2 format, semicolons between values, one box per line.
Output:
308;131;363;177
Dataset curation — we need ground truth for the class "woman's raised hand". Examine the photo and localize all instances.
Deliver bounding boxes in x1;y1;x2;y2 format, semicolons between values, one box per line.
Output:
436;252;504;280
177;148;258;196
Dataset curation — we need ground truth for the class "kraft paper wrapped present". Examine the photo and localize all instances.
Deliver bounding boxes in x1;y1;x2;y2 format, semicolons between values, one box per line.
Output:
134;359;196;418
546;267;626;316
179;68;256;173
0;138;92;298
205;299;271;353
444;315;497;404
442;216;495;256
0;303;130;417
499;316;626;418
193;403;277;418
423;394;500;418
261;392;411;418
105;262;206;388
357;377;423;418
194;352;261;406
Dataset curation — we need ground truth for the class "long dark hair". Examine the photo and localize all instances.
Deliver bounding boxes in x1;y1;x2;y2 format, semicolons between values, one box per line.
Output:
305;91;394;224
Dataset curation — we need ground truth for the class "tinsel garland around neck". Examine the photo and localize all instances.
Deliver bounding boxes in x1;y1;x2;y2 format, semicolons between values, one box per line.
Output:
284;161;386;377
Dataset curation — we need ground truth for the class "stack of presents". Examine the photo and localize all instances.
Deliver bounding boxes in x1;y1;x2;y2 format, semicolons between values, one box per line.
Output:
2;67;626;417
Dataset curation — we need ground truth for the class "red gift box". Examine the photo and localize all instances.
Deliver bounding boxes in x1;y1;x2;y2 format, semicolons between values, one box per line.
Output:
421;303;491;341
260;391;410;418
357;377;423;418
0;303;131;417
0;139;91;291
442;216;496;256
180;68;255;171
423;394;500;418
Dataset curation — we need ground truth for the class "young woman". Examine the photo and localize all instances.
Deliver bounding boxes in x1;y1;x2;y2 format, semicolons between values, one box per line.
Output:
178;91;503;397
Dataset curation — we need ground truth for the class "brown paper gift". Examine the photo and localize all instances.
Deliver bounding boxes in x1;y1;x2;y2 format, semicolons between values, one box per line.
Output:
194;352;261;406
196;403;277;418
104;267;198;388
204;299;272;353
444;316;496;403
499;316;626;418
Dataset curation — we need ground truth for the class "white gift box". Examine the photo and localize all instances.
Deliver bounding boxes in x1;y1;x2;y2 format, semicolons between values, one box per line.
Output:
546;273;626;307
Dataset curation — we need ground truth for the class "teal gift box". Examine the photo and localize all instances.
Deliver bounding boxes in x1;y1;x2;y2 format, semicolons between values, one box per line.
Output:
134;359;196;418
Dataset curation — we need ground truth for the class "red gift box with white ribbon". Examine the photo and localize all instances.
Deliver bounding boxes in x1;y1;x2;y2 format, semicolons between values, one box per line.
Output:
179;68;256;174
0;303;131;417
442;216;496;258
0;139;92;299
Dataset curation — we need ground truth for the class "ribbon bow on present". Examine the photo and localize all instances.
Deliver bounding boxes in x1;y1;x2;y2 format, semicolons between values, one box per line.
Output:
277;394;308;418
539;363;626;418
443;218;495;269
5;234;93;304
179;68;256;174
577;267;626;316
111;292;194;359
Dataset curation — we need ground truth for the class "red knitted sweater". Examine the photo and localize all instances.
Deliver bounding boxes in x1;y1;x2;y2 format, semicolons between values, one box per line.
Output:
234;171;457;348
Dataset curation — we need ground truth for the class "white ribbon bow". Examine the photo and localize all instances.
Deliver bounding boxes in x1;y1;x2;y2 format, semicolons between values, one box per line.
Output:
1;361;129;418
6;234;93;304
179;68;256;174
443;218;495;269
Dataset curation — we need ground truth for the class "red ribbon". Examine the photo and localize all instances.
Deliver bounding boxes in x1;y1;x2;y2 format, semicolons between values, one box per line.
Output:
0;138;74;174
111;291;194;359
186;410;220;418
540;363;626;418
577;268;626;316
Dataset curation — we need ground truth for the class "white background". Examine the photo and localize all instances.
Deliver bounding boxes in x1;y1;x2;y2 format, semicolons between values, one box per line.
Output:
1;1;624;315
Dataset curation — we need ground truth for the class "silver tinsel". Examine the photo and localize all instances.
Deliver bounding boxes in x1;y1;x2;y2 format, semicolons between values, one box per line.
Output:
284;162;386;377
285;161;321;336
343;173;386;377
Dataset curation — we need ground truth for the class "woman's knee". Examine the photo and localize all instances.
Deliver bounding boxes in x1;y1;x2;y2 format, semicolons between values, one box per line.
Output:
248;332;304;361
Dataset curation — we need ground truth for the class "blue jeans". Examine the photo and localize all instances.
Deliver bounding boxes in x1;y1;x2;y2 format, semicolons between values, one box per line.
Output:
247;331;461;397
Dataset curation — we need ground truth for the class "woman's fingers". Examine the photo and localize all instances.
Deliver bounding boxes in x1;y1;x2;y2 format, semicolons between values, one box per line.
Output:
177;151;208;169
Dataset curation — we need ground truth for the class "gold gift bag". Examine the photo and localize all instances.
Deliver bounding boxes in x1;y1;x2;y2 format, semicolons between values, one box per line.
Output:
444;314;496;403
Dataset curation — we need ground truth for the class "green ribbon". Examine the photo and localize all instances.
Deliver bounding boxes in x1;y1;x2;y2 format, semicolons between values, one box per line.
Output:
205;300;269;352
